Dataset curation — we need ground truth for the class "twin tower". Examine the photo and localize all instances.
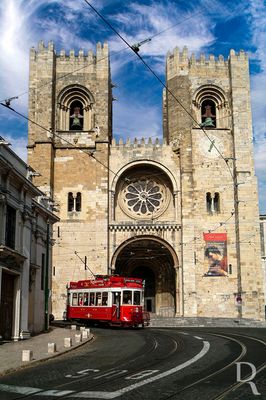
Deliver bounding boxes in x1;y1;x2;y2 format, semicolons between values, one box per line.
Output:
28;41;264;321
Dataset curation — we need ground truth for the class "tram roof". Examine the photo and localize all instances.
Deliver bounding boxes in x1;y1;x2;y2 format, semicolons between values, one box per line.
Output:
68;276;144;290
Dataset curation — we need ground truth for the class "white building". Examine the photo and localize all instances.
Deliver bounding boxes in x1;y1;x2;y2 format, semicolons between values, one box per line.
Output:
0;138;58;340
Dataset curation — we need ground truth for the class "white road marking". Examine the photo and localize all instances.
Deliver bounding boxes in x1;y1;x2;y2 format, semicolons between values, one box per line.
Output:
194;336;203;340
38;390;75;396
0;341;210;399
125;370;159;380
93;370;128;380
0;384;41;395
72;341;210;399
65;369;99;378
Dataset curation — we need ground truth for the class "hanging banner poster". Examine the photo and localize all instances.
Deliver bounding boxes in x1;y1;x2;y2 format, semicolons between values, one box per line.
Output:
203;233;228;276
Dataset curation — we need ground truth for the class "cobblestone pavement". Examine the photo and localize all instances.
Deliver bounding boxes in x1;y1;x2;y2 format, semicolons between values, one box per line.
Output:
0;325;93;376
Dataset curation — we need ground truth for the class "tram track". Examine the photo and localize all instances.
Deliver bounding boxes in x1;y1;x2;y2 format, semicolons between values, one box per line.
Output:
159;330;265;400
0;329;189;400
0;328;265;400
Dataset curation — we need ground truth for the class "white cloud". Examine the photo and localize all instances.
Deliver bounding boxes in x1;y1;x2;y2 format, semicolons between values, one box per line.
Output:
1;133;28;161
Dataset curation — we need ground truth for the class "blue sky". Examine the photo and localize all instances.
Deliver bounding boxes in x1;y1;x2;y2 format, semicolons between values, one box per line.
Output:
0;0;265;212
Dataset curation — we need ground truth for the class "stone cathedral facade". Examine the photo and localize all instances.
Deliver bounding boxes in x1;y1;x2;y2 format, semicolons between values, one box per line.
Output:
27;41;264;321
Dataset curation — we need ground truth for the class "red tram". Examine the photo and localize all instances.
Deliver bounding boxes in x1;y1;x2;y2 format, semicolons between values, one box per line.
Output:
66;276;150;328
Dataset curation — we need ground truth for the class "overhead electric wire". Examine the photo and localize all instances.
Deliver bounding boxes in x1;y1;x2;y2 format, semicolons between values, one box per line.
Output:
0;102;120;179
0;46;130;104
82;1;235;183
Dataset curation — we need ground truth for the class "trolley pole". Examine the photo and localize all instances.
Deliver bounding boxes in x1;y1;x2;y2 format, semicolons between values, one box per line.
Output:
45;220;50;331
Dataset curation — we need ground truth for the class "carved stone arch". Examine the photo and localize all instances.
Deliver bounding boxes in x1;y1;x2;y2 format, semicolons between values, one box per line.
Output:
111;160;179;193
57;84;95;131
111;160;179;221
110;235;181;315
192;84;229;128
111;235;179;270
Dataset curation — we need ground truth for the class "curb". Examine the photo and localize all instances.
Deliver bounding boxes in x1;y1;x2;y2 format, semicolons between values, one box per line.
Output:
0;334;95;377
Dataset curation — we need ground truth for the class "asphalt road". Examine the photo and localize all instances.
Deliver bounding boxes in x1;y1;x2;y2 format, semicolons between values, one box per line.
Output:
0;327;265;399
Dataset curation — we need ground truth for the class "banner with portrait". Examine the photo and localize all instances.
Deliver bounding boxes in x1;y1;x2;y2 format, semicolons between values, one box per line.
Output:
203;233;228;276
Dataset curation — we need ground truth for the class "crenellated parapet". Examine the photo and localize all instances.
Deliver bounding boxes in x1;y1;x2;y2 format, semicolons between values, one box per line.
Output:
111;137;167;148
166;47;248;80
30;40;108;70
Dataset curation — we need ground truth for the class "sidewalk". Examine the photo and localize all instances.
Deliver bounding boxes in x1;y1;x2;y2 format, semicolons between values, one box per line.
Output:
0;325;93;377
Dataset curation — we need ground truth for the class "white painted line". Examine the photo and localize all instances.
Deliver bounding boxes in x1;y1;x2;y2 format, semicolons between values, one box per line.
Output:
38;390;75;396
194;336;203;340
71;341;210;399
93;370;128;380
70;391;115;399
0;341;210;400
0;384;41;395
179;332;189;335
125;370;159;380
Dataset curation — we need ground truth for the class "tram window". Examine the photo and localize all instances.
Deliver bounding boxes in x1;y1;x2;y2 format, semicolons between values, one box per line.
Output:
72;293;78;306
83;293;89;306
123;290;132;304
78;293;83;306
89;292;95;306
133;291;141;305
102;292;108;306
96;292;102;306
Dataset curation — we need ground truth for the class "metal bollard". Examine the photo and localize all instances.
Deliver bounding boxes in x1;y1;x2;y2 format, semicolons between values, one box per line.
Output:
80;326;86;332
71;324;77;330
85;328;90;335
22;350;33;362
48;342;56;353
75;334;81;343
64;337;72;348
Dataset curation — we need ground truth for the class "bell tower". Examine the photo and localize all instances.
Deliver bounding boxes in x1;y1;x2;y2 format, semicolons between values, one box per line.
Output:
27;41;112;318
163;47;264;320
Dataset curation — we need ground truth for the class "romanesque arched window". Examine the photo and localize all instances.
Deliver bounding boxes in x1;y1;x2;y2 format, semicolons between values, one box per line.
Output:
68;192;74;212
67;192;82;213
69;100;84;131
206;192;220;214
193;85;228;129
76;192;82;212
57;85;94;131
201;99;216;128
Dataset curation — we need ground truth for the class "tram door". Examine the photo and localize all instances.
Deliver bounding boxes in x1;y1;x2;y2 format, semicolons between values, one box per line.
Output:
111;292;121;321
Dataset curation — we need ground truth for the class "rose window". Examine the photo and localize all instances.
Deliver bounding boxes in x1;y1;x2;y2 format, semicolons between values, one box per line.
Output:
123;179;166;217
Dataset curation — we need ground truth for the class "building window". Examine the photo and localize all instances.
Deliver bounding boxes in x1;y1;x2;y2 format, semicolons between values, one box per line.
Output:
68;193;74;212
206;192;220;214
76;192;82;212
69;100;84;131
5;205;16;249
192;85;228;129
201;100;216;128
206;192;212;213
213;192;220;213
57;85;94;131
68;192;82;212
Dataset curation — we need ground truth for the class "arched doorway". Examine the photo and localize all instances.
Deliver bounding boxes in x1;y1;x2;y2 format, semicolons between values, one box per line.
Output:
112;237;179;316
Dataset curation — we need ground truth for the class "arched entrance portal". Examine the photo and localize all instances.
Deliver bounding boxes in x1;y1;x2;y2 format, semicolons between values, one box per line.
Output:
112;237;178;316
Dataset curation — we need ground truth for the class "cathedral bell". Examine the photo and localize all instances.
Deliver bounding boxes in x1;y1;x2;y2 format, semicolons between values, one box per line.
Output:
201;104;216;128
70;106;83;130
